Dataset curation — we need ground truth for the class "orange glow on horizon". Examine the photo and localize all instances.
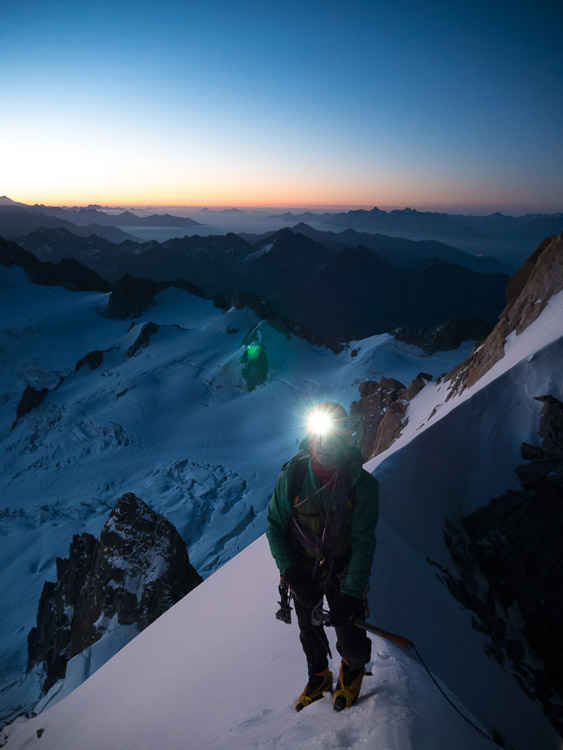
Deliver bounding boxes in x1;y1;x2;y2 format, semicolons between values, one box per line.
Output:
8;186;385;211
8;190;553;216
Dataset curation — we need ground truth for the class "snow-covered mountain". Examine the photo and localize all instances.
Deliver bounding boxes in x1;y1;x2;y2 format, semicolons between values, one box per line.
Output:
1;234;562;749
0;254;477;725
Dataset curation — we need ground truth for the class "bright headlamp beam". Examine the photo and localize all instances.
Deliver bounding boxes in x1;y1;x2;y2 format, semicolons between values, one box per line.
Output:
307;410;334;436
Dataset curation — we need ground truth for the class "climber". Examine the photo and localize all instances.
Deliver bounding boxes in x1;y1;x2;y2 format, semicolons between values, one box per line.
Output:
266;401;380;712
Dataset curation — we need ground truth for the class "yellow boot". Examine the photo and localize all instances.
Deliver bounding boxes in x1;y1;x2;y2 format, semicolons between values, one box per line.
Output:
333;659;365;711
295;667;333;711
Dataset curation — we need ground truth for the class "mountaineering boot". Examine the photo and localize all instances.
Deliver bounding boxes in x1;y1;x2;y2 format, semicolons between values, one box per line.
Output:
295;665;333;711
333;659;365;711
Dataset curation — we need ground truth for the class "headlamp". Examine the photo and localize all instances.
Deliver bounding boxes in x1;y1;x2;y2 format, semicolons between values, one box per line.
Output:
306;402;351;438
307;408;334;436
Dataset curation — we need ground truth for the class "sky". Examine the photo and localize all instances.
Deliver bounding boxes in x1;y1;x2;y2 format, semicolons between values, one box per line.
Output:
1;0;562;212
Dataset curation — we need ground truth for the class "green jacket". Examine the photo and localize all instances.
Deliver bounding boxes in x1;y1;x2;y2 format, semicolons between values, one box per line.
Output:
266;447;379;598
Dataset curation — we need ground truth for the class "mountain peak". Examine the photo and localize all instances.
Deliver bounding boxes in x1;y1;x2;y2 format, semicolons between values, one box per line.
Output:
0;195;27;207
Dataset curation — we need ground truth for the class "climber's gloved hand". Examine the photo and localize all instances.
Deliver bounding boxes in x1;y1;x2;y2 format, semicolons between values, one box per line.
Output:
330;591;364;627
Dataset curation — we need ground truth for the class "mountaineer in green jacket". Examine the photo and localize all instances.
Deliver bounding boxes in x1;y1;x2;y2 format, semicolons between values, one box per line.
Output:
266;401;379;712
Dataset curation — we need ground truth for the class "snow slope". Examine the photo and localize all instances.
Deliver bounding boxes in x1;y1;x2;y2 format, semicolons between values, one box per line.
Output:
1;269;562;749
0;536;516;750
2;528;560;750
0;264;474;722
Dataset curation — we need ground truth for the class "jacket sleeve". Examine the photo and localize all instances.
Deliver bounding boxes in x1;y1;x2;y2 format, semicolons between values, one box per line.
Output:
341;471;379;598
266;468;299;577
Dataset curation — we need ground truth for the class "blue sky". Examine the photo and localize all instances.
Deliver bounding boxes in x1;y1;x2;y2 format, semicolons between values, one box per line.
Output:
1;0;562;211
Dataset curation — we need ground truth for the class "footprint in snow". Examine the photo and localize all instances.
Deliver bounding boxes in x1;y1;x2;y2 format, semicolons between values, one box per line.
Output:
233;707;275;733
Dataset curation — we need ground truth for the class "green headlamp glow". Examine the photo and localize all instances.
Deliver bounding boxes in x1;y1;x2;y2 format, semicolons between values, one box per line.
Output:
246;344;261;360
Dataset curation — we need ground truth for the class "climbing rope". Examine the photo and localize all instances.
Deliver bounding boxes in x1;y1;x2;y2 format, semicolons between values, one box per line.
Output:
410;641;504;747
315;607;505;748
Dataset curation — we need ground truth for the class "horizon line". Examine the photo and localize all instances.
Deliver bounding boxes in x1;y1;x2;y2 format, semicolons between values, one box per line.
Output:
2;195;560;217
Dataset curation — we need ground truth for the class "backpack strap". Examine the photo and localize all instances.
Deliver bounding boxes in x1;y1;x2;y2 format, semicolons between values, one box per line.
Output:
287;452;310;506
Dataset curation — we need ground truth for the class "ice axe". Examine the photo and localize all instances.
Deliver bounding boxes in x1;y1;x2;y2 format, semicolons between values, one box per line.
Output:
275;584;293;624
310;605;413;650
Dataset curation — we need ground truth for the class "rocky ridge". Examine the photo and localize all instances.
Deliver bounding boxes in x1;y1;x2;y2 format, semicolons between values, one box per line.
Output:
0;236;111;293
446;233;563;397
392;316;492;354
27;493;202;693
350;373;432;460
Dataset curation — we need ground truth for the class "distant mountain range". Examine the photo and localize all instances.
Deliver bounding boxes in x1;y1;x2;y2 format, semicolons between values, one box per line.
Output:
241;223;510;274
0;205;139;244
269;206;563;265
246;231;507;340
33;206;201;228
14;225;509;343
0;196;200;244
6;194;553;343
2;196;561;267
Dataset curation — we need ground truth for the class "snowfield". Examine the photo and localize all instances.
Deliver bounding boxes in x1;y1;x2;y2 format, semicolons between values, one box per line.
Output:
0;538;506;750
2;531;560;750
1;265;562;749
0;264;476;724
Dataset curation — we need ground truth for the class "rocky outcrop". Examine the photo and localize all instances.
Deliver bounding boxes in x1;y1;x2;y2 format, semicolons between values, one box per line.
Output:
106;274;206;320
392;316;492;354
350;373;432;460
12;348;108;428
28;493;202;692
74;349;106;371
126;322;161;358
446;234;563;396
440;395;563;733
12;385;50;429
0;236;112;292
27;534;97;693
106;274;169;319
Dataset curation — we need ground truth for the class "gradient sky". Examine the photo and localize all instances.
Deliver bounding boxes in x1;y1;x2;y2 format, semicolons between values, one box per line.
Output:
1;0;562;212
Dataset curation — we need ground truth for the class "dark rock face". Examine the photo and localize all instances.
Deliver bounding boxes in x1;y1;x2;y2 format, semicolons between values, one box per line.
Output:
74;349;106;371
392;316;492;354
106;274;169;319
28;493;202;693
302;248;507;341
0;236;111;292
447;233;563;397
350;373;432;460
12;385;50;428
126;322;161;358
440;396;563;734
27;534;97;692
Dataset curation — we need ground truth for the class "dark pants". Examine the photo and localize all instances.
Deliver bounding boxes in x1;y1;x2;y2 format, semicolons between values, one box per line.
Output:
293;583;371;672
